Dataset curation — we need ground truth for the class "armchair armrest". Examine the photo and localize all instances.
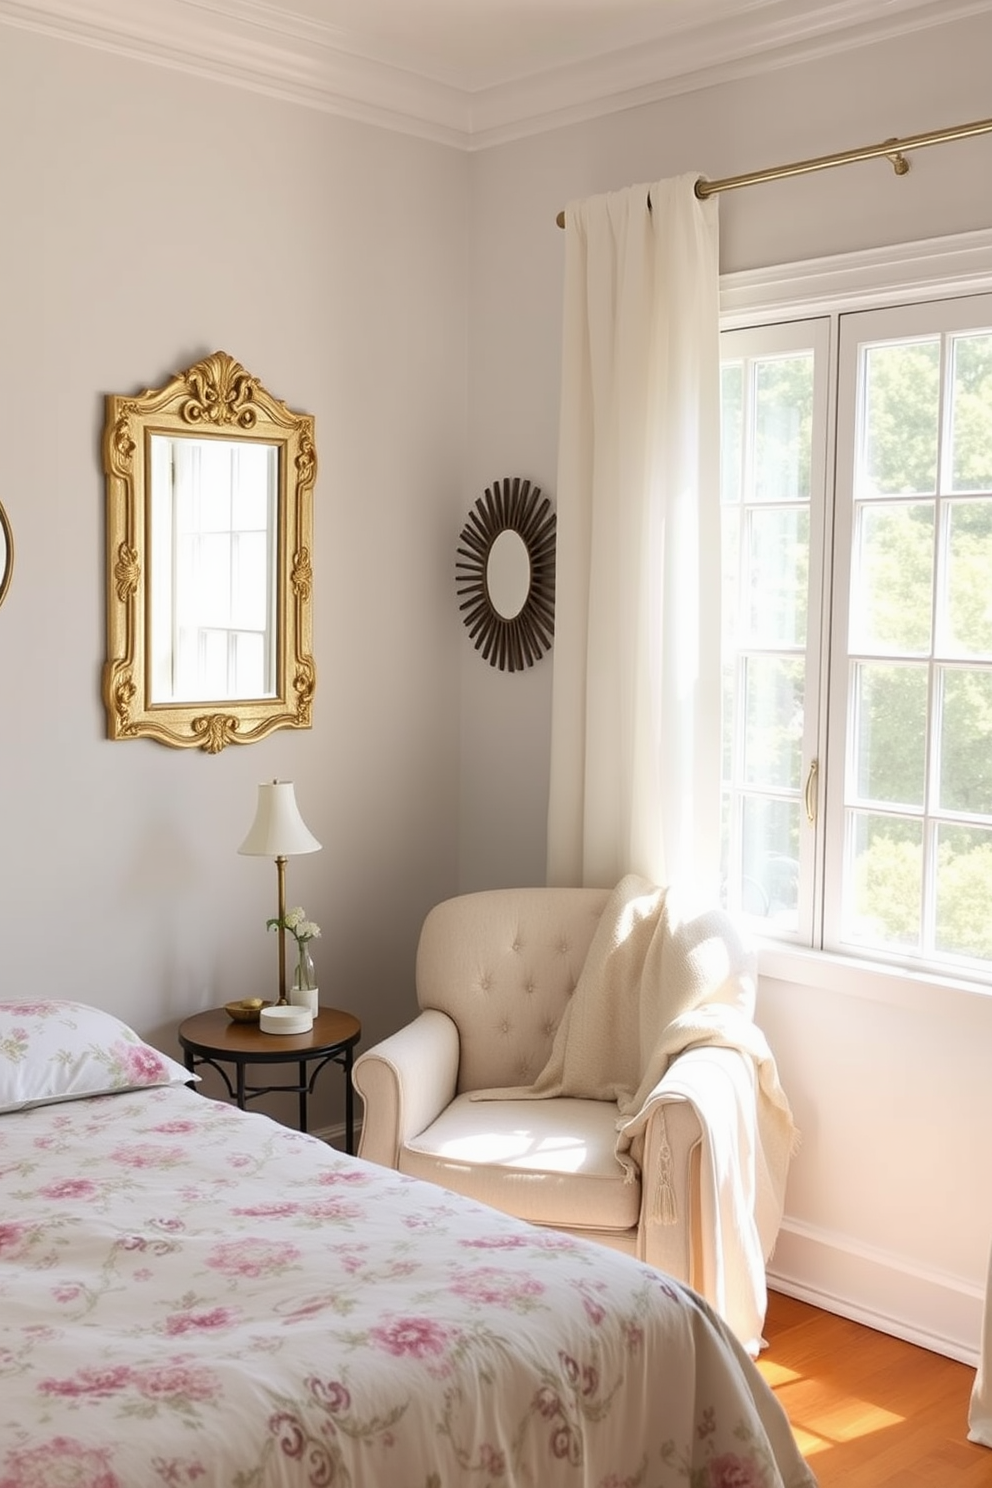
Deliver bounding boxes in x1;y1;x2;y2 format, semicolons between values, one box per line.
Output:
352;1009;460;1169
634;1045;753;1285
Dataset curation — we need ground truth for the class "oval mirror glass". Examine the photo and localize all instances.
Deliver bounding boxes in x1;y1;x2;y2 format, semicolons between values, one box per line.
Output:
487;529;531;620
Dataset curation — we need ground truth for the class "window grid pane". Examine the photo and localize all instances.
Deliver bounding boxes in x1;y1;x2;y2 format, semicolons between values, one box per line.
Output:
746;506;809;647
949;332;992;493
849;501;934;655
860;339;940;498
852;661;928;808
845;809;923;953
935;822;992;961
743;655;805;791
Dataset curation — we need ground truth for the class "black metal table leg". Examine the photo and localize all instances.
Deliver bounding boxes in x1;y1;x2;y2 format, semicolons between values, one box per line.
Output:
344;1047;355;1154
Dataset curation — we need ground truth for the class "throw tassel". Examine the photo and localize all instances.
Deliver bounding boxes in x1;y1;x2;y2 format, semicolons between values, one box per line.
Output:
652;1110;677;1225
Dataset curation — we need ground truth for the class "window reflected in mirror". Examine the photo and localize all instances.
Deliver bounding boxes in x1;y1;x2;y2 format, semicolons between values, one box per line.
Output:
149;435;278;704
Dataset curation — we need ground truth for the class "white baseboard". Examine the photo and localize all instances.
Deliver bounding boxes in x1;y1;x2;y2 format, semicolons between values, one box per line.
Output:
310;1120;356;1152
768;1217;984;1368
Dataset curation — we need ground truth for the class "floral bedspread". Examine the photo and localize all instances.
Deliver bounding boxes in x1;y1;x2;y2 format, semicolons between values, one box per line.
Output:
0;1084;817;1488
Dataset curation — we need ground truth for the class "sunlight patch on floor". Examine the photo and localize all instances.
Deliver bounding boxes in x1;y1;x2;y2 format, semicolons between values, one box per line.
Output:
785;1424;833;1458
756;1360;800;1388
757;1357;907;1461
771;1388;906;1459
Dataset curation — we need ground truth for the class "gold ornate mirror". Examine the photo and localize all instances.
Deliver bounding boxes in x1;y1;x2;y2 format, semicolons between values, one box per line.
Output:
102;352;316;752
0;500;12;609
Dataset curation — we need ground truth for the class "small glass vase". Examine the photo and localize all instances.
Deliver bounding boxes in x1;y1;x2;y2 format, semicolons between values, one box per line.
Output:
290;941;318;1015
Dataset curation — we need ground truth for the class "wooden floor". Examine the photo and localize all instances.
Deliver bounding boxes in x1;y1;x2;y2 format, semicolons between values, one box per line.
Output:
756;1291;992;1486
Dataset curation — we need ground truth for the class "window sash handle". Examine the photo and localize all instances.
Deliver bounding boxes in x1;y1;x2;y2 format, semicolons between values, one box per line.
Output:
804;758;819;824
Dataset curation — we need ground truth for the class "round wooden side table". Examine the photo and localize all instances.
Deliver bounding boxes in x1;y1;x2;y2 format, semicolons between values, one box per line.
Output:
178;1005;361;1152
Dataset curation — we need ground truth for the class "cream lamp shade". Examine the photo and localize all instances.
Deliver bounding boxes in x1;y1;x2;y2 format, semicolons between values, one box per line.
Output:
238;781;321;1003
238;781;322;858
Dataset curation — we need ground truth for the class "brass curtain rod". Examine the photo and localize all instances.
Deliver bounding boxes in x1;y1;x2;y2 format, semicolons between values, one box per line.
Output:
554;114;992;227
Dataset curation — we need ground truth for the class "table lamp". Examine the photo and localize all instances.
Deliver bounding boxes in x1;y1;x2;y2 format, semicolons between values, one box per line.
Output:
238;780;321;1004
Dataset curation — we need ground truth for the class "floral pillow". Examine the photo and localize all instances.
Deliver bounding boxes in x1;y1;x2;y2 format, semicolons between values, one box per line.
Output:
0;1000;196;1113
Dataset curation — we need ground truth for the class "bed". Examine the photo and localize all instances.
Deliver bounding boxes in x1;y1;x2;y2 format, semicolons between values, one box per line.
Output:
0;1000;817;1487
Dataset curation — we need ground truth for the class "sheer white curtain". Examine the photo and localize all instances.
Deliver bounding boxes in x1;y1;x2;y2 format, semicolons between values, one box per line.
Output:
546;175;722;893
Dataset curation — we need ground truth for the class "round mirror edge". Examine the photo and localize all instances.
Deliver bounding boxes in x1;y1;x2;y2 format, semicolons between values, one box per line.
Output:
0;500;13;609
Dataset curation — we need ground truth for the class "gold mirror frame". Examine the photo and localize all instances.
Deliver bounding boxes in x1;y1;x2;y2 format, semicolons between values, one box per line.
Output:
102;352;316;753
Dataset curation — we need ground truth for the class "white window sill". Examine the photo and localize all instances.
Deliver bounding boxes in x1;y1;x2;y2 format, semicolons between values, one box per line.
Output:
756;938;992;1015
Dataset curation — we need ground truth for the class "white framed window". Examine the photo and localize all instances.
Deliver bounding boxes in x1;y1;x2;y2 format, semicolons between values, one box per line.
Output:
721;287;992;984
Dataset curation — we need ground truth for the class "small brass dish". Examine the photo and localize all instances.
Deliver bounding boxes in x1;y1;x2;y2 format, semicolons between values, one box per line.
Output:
224;998;272;1024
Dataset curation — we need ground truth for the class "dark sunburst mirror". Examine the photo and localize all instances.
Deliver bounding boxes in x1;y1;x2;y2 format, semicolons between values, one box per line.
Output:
456;476;556;672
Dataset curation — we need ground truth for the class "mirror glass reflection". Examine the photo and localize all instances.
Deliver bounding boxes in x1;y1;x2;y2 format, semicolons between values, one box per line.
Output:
149;434;278;703
487;529;531;620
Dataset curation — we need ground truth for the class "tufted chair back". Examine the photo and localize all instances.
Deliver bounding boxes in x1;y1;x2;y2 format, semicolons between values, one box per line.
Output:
415;886;610;1093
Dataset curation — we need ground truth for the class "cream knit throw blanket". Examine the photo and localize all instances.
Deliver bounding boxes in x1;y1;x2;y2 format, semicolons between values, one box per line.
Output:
474;874;798;1350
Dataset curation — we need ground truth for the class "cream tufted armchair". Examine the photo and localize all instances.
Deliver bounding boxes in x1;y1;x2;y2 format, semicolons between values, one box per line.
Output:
353;886;788;1314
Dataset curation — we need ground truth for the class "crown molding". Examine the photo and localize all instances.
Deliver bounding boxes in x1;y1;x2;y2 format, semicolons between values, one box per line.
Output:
1;0;990;150
720;226;992;326
0;0;471;145
467;0;992;148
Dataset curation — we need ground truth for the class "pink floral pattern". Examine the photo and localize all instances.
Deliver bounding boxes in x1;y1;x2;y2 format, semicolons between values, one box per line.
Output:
0;1083;817;1488
369;1315;455;1358
0;1001;193;1114
0;1435;120;1488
